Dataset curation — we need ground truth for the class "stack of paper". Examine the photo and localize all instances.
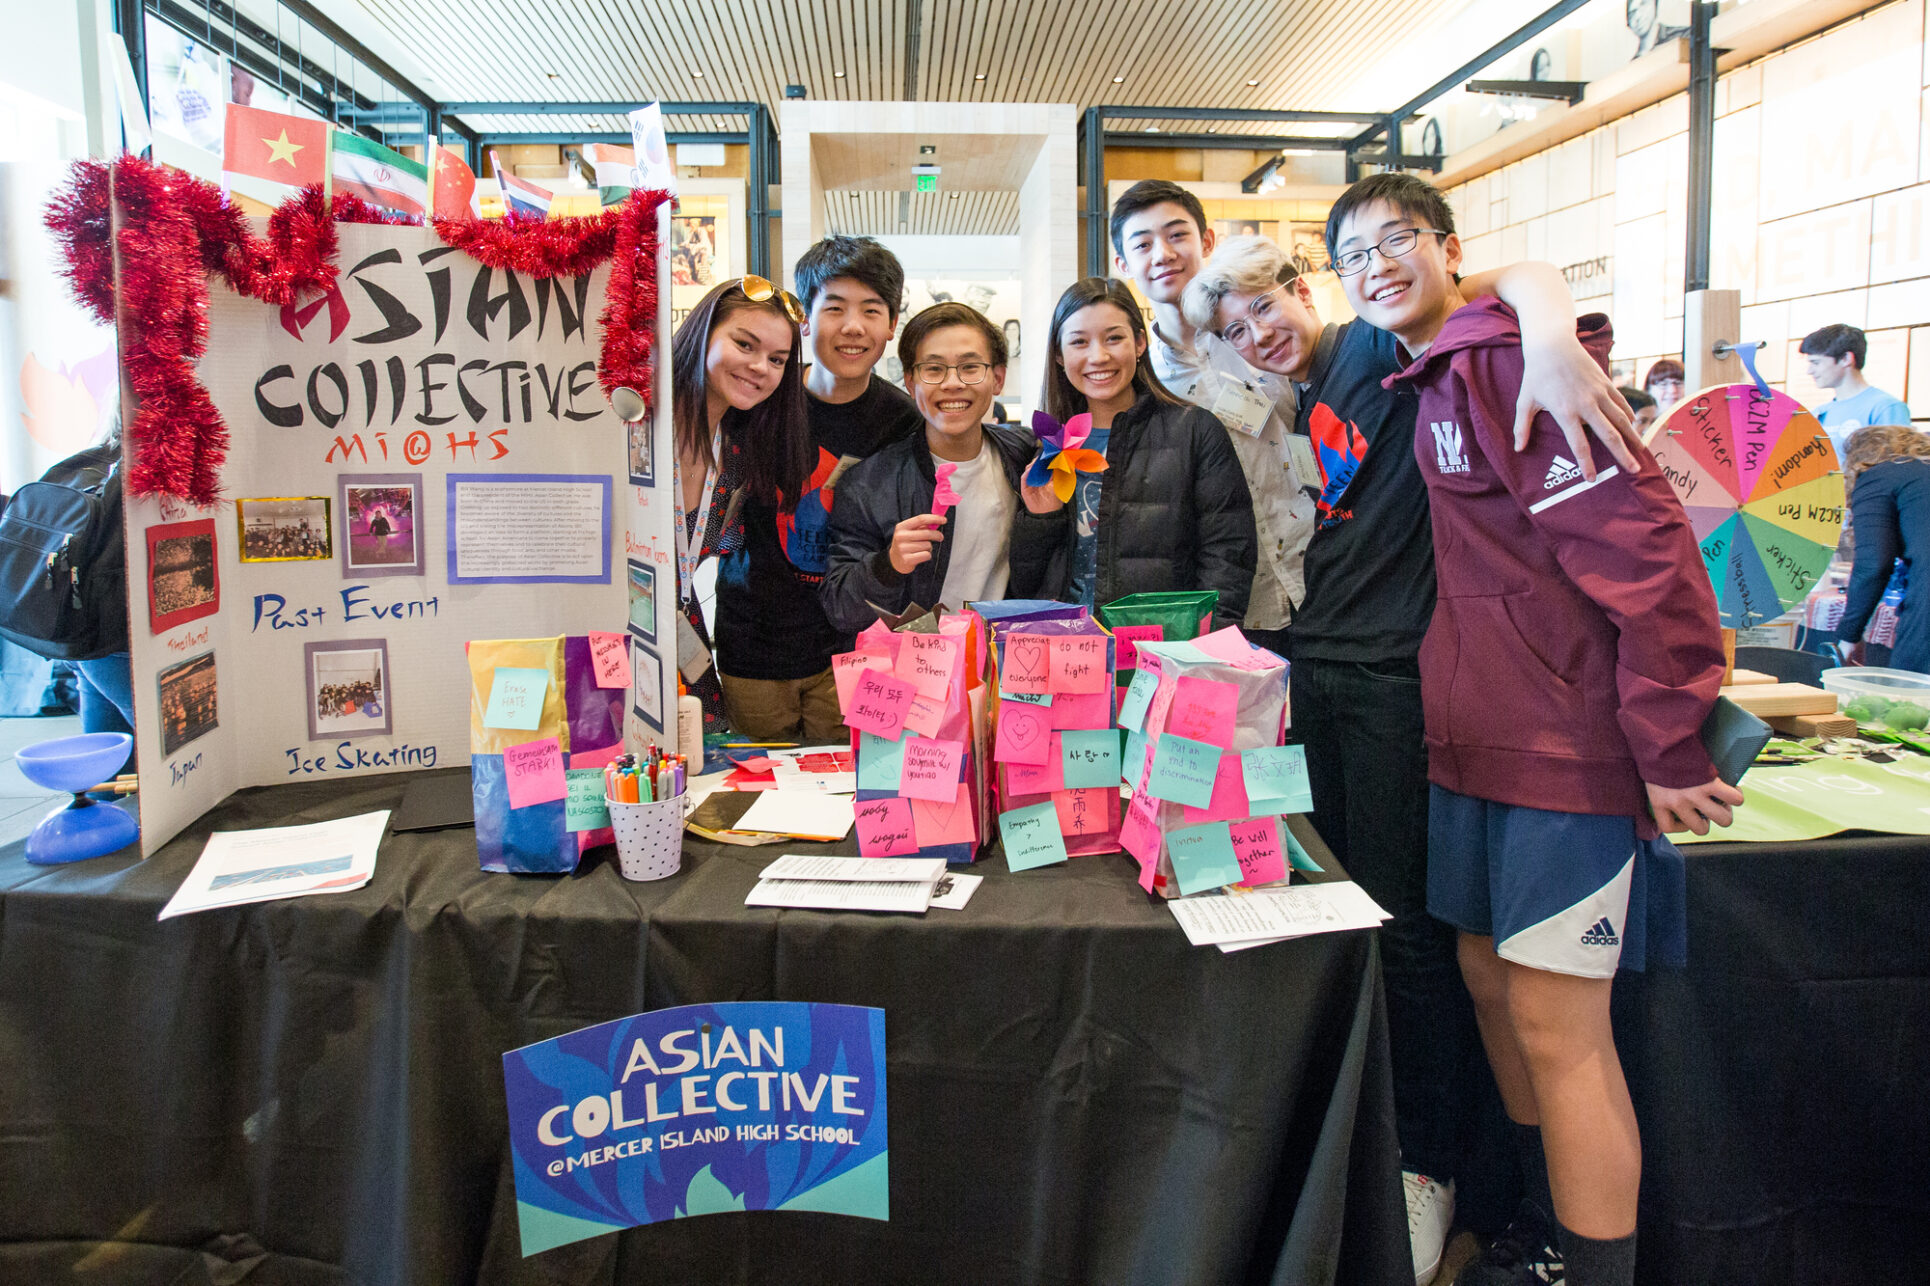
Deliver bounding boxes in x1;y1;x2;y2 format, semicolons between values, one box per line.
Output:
745;853;980;913
732;791;857;842
159;811;388;919
1164;880;1391;952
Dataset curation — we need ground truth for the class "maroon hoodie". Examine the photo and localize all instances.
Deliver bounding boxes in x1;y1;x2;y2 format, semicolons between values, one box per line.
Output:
1387;298;1723;828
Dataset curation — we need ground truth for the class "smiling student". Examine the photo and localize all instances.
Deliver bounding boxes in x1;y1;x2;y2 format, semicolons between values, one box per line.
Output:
821;303;1051;631
712;237;922;742
671;277;815;733
1023;276;1255;619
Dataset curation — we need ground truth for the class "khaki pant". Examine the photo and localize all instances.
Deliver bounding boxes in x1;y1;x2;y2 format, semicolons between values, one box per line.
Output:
719;668;849;743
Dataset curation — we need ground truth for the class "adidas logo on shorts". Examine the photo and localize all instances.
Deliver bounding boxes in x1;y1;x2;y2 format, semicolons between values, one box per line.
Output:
1579;916;1620;946
1543;455;1583;489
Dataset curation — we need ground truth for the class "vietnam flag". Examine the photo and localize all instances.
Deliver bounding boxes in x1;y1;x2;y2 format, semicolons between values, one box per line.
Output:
429;145;482;219
223;102;329;194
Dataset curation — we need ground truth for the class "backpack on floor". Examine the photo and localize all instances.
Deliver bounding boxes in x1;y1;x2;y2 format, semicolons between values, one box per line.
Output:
0;441;127;660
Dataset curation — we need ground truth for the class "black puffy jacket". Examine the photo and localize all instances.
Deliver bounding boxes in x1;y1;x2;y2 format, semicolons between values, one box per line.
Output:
820;424;1056;634
1030;393;1257;623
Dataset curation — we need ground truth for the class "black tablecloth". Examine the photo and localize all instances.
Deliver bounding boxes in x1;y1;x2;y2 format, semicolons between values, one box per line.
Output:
1616;833;1930;1286
0;773;1408;1286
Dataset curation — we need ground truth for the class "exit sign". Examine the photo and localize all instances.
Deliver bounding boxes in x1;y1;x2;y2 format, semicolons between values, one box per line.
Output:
915;173;937;192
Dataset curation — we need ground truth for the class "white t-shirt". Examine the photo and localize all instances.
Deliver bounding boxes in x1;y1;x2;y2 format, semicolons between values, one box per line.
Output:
935;440;1014;609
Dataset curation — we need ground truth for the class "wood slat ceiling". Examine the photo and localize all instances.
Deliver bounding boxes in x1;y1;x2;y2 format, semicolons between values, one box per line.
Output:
825;189;1020;236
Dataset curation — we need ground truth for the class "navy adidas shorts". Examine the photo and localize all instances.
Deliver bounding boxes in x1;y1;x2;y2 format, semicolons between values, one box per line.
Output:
1427;785;1686;979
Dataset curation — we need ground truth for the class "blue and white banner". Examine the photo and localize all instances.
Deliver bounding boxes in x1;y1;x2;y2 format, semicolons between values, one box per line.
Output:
503;1001;888;1255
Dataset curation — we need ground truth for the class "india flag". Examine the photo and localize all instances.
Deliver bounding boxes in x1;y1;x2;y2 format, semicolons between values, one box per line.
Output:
332;132;429;217
583;142;634;206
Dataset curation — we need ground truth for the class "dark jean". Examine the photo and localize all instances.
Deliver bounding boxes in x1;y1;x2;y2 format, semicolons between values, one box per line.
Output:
74;653;136;779
1291;654;1480;1183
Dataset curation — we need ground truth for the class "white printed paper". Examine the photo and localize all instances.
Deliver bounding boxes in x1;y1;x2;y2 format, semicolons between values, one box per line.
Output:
760;854;946;884
745;878;932;914
159;810;389;919
1167;880;1390;948
450;479;608;581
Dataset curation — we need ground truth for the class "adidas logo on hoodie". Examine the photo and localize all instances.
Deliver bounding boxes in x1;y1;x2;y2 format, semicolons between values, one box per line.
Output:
1543;456;1583;489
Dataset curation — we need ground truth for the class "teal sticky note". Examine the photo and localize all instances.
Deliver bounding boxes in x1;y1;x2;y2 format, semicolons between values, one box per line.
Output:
1117;667;1160;731
1004;691;1054;707
484;666;549;730
1000;800;1069;871
1122;726;1147;786
1243;744;1313;813
1167;821;1244;895
1140;639;1212;665
858;731;907;791
564;768;610;832
1061;729;1120;789
1148;733;1220;808
1283;824;1323;873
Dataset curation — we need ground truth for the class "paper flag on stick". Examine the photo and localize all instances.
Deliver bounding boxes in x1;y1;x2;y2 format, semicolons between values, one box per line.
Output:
1025;410;1109;503
931;462;961;516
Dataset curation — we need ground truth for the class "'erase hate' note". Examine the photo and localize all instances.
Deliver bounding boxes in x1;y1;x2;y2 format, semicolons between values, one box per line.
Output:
1148;733;1221;809
999;800;1069;871
484;666;550;730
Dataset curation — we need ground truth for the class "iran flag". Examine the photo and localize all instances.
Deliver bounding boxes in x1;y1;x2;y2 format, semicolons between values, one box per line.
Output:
332;132;428;217
223;102;329;195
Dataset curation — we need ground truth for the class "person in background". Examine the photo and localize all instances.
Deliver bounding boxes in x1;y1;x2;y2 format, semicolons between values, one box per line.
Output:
1023;277;1256;621
671;277;815;734
820;303;1050;629
1108;179;1310;656
1835;425;1930;672
1802;324;1916;459
1620;387;1658;436
1641;358;1684;414
711;237;922;743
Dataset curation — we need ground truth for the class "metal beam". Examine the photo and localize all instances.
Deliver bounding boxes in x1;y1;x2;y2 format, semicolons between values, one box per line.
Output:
1083;107;1108;278
476;132;747;147
747;102;771;277
117;0;148;124
441;101;759;117
1096;105;1384;125
1463;78;1587;104
150;0;368;123
1102;132;1351;150
276;0;437;110
1684;0;1718;292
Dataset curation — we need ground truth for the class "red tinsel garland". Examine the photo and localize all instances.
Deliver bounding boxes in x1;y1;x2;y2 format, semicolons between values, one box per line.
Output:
44;155;667;504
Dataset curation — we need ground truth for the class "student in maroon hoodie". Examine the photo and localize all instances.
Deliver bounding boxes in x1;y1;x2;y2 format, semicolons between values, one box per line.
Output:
1330;173;1743;1286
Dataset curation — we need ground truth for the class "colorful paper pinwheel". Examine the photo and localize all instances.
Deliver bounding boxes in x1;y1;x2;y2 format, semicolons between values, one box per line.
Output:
1025;410;1109;503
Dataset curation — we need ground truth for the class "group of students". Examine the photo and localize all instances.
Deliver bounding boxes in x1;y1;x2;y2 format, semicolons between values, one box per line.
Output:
664;172;1745;1286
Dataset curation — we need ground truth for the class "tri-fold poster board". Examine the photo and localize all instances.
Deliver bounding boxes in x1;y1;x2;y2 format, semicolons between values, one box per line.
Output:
121;216;677;855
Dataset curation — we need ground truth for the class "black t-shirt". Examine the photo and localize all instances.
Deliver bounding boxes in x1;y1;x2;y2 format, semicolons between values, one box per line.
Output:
1287;321;1436;662
715;374;924;679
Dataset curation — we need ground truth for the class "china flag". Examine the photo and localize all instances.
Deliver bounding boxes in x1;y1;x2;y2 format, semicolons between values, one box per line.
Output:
222;102;329;191
430;145;481;218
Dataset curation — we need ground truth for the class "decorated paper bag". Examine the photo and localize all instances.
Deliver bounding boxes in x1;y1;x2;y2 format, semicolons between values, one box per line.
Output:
985;609;1121;860
1097;591;1221;677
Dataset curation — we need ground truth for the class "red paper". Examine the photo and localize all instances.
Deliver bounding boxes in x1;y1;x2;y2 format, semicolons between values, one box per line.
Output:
993;700;1052;765
1005;747;1064;796
1167;676;1239;747
931;461;961;515
902;633;961;701
1047;688;1113;731
1110;624;1163;670
1048;636;1107;693
588;632;632;687
503;737;566;808
1181;753;1250;824
846;668;916;740
1052;786;1112;837
1229;816;1287;886
911;781;976;847
1000;634;1051;695
900;736;965;803
856;796;920;856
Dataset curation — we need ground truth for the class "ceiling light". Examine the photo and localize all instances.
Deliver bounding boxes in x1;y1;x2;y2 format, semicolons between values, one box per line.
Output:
834;70;845;78
919;144;936;154
1112;75;1125;83
1245;79;1260;87
975;73;986;81
692;70;705;78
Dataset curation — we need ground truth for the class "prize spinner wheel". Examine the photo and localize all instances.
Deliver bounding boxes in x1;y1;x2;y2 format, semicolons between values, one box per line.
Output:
1647;384;1843;629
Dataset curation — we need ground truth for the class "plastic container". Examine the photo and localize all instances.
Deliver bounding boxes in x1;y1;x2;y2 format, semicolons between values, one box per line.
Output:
607;790;688;881
1819;667;1930;701
15;732;139;865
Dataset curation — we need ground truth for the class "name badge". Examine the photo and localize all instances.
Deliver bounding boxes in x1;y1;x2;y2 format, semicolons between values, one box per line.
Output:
675;611;714;683
1211;380;1274;438
1285;432;1322;488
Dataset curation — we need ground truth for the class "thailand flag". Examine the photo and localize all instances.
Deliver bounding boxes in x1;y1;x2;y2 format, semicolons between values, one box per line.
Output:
489;149;553;219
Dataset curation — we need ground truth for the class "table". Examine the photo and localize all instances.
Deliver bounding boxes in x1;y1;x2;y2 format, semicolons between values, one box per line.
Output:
0;771;1408;1286
1614;833;1930;1286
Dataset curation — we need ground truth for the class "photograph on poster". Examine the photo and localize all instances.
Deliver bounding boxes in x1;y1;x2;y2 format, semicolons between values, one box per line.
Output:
671;215;718;288
627;559;657;641
338;474;423;578
628;416;655;488
631;637;664;732
1215;217;1278;242
304;638;393;741
445;473;612;585
158;651;218;756
237;496;332;562
145;519;219;633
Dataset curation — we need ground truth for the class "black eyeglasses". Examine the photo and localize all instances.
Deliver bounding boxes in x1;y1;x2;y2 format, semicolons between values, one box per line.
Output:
911;361;993;385
1332;227;1449;277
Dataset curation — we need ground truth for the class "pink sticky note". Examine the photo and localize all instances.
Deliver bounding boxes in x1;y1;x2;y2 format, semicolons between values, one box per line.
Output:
1229;816;1287;886
834;649;891;713
846;668;916;739
1119;788;1162;865
911;781;977;847
994;700;1052;765
856;796;921;856
570;742;624;771
1048;688;1114;731
900;736;965;803
1048;635;1107;693
903;633;961;701
931;462;961;515
1110;624;1163;670
1005;746;1064;796
503;737;566;808
588;632;631;688
1000;634;1051;695
1194;626;1274;672
1181;752;1250;824
1052;786;1113;837
1168;676;1239;747
902;691;946;740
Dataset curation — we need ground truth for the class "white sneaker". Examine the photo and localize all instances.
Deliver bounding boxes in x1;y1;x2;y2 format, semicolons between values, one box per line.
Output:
1404;1170;1455;1285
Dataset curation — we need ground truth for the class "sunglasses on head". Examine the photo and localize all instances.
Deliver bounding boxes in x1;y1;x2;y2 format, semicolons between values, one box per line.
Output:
738;275;806;326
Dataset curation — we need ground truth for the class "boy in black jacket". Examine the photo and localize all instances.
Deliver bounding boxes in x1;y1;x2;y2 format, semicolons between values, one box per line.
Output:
821;303;1049;631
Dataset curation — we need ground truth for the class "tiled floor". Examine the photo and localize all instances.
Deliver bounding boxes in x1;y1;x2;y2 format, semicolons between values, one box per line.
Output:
0;713;84;848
